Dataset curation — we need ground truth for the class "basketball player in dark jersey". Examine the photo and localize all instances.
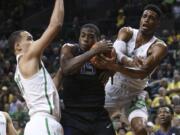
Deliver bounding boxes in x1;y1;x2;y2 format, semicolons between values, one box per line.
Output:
60;24;116;135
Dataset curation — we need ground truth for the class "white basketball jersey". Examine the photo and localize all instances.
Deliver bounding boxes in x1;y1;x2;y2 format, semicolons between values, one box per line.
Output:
0;111;6;135
105;28;158;105
14;55;60;121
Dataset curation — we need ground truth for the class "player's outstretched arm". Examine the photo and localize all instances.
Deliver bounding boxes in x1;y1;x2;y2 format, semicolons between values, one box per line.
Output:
3;112;18;135
99;42;167;79
27;0;64;58
61;41;112;75
114;42;167;79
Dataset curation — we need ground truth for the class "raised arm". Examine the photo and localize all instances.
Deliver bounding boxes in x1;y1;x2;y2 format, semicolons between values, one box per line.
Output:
18;0;64;78
3;112;18;135
27;0;64;58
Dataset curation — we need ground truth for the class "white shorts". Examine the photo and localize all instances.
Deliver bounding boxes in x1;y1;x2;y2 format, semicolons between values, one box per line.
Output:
24;113;63;135
105;93;134;109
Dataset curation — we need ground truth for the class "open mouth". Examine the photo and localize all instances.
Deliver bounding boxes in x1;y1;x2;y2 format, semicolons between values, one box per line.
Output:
159;117;167;122
142;24;149;29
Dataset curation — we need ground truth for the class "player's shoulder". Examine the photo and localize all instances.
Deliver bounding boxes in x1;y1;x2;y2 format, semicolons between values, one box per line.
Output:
153;38;167;48
117;26;133;42
118;26;133;35
62;43;78;49
63;43;76;47
2;112;9;119
61;43;80;55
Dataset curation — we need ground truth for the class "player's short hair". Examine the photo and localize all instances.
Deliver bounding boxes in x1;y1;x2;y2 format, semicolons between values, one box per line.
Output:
80;23;101;40
8;30;24;50
157;105;174;115
143;4;162;18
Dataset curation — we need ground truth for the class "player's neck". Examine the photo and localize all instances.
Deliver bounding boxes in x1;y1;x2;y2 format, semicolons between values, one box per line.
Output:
137;31;154;45
16;51;24;56
160;123;171;133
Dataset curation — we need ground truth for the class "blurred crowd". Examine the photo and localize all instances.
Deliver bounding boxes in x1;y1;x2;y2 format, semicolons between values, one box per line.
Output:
0;0;180;135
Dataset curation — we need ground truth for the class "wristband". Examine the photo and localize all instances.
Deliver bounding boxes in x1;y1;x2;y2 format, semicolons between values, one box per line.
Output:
113;40;127;62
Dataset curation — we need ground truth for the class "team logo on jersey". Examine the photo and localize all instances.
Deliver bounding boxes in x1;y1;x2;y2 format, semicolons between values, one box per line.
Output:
80;62;96;75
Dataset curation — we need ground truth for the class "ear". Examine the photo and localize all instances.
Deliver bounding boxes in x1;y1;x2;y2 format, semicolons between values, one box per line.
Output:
14;42;21;53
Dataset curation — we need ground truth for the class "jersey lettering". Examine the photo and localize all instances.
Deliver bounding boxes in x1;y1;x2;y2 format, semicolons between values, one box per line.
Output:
80;62;96;75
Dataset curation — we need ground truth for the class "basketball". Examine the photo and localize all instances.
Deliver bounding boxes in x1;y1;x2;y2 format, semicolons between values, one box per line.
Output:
90;44;116;69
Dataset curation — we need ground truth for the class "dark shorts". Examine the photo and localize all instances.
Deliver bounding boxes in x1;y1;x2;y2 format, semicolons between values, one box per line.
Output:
61;107;115;135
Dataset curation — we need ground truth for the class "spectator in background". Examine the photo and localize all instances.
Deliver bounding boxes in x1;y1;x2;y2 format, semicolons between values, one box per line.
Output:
161;29;170;44
167;74;180;98
0;86;9;111
171;95;180;106
147;78;169;99
161;0;175;17
155;105;180;135
167;30;180;49
9;95;19;114
172;104;180;128
151;87;171;108
172;1;180;19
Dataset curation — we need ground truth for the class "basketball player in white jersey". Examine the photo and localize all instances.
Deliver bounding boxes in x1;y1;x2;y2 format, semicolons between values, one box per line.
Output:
0;111;17;135
8;0;64;135
94;4;168;135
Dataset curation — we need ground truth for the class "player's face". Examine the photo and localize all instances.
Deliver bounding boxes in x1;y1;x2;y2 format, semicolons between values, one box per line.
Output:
139;10;159;35
157;107;172;124
79;28;97;51
19;31;33;53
